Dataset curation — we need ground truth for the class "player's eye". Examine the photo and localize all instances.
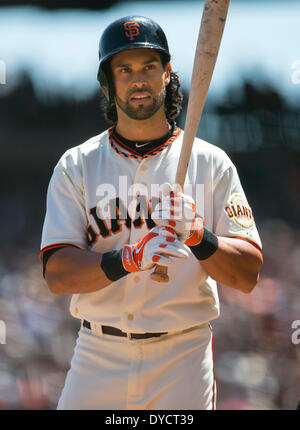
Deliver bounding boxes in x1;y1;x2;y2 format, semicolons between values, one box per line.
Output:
145;64;155;71
120;67;131;73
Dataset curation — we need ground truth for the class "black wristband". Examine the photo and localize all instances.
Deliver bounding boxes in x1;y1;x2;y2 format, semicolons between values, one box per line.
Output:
100;249;129;282
189;228;219;260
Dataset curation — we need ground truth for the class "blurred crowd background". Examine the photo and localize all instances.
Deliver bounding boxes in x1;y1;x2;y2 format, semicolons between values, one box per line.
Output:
0;0;299;410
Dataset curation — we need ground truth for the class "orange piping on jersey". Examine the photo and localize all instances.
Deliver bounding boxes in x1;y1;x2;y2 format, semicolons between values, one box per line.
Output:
109;129;141;156
146;126;182;154
108;128;142;160
110;140;142;160
108;126;182;160
231;236;263;255
38;243;80;262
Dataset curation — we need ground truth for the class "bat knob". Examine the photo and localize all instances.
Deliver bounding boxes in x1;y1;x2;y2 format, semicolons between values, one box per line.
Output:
151;265;169;283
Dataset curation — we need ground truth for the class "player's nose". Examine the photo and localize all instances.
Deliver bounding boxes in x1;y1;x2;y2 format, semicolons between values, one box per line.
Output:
130;70;148;86
131;78;147;88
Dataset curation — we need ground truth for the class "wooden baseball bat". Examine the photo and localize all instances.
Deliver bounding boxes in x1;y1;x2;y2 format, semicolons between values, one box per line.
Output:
151;0;230;283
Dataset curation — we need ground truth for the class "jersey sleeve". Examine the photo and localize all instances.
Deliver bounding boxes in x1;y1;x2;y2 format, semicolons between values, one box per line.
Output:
40;154;88;259
212;160;262;252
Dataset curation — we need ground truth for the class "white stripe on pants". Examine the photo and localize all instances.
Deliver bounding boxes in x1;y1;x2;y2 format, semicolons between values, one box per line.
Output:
57;323;216;410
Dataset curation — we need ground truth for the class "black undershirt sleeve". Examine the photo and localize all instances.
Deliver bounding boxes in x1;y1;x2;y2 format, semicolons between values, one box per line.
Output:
42;246;129;283
42;247;65;278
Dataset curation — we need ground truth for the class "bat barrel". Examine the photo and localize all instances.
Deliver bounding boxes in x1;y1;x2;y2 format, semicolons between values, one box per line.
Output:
175;0;230;188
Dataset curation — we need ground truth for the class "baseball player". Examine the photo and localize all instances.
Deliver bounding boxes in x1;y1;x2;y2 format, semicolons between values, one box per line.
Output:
39;16;263;410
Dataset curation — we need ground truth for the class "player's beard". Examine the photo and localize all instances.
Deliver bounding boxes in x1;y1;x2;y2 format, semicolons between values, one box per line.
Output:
115;87;166;121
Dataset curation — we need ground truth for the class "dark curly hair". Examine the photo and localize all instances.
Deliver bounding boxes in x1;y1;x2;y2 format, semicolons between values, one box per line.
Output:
100;53;183;125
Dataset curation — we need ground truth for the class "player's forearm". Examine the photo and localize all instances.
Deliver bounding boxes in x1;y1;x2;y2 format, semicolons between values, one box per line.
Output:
200;237;263;293
45;247;111;294
44;227;190;294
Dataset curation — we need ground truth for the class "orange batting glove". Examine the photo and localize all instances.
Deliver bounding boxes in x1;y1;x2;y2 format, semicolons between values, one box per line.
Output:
122;226;191;272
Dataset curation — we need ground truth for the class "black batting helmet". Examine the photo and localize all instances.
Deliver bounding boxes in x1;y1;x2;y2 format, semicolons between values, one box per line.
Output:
97;16;171;98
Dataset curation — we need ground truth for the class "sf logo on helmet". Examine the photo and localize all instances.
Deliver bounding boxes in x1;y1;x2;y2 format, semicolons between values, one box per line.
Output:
124;21;140;41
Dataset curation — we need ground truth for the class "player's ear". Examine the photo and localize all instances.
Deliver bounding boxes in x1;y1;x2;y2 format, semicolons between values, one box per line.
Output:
164;63;171;86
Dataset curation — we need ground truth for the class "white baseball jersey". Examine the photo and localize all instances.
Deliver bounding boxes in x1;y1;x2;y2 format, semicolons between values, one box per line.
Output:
40;127;262;333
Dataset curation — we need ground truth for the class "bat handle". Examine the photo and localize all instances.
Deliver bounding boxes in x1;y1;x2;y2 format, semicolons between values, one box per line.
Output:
150;264;169;283
150;183;181;283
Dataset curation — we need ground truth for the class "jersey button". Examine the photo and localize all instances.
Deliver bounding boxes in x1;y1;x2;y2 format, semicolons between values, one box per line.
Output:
127;313;134;321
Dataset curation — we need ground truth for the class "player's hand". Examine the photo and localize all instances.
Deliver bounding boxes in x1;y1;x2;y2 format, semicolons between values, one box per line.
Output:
121;226;191;272
151;183;204;246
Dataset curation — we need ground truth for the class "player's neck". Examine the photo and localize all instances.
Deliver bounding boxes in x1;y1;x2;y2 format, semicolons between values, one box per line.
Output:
115;110;170;142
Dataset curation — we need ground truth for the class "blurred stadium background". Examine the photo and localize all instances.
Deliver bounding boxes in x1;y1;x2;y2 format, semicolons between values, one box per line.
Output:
0;0;299;410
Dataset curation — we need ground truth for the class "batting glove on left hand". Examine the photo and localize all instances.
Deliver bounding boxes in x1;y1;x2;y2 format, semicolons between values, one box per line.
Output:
122;225;191;272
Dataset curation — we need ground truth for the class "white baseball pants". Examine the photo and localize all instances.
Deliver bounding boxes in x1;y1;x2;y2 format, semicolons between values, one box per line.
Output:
57;323;216;410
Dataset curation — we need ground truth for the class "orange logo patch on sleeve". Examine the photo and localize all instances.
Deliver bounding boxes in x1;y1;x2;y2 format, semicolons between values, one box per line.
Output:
225;194;254;229
124;21;140;41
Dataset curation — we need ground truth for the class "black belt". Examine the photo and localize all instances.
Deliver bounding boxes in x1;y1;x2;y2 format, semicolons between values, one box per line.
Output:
83;320;168;340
